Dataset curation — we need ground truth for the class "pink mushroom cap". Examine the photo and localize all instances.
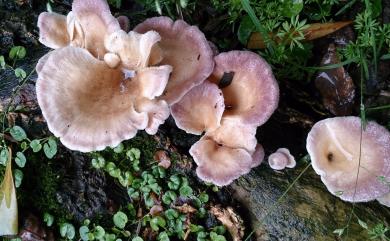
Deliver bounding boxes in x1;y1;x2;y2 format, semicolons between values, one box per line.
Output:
306;116;390;202
209;51;279;127
171;80;225;135
268;148;296;170
134;16;214;105
189;136;263;186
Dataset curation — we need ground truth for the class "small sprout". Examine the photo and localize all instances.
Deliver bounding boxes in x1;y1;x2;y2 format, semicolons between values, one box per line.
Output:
43;137;57;159
199;193;209;203
113;211;128;229
13;169;23;188
10;126;27;142
60;222;76;240
127;148;141;161
30;140;42;152
132;237;143;241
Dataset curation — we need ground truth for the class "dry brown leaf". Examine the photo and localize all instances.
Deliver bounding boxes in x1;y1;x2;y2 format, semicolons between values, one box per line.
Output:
210;205;244;241
173;203;197;214
247;21;353;49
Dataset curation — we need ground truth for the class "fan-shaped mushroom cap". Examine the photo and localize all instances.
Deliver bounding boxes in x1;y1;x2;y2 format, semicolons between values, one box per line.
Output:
205;118;257;153
306;116;390;202
71;0;121;58
171;81;224;135
37;12;69;49
210;51;279;127
36;46;171;152
190;136;256;186
268;148;296;170
134;16;214;105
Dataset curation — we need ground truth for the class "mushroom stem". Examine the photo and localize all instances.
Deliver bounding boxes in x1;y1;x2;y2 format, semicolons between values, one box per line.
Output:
325;123;353;161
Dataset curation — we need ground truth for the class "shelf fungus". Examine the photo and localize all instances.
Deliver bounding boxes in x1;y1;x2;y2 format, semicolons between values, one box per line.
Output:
134;16;214;105
36;0;172;152
175;51;278;186
268;148;296;170
306;117;390;202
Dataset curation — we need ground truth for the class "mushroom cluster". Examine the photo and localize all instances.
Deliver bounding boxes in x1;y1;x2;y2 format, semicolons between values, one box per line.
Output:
37;0;175;152
171;51;279;186
306;116;390;203
37;0;279;186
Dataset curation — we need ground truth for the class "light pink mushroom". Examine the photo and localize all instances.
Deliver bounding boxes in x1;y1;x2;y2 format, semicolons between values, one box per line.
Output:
117;16;130;32
268;148;296;170
38;0;121;59
36;45;171;152
210;51;279;127
171;81;225;135
190;136;260;186
134;16;214;105
306;116;390;202
377;192;390;207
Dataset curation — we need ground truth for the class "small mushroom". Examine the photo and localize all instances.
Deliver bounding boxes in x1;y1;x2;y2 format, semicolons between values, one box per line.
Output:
268;148;296;170
306;116;390;202
134;16;214;105
210;51;279;127
117;15;130;32
189;136;261;186
171;81;225;135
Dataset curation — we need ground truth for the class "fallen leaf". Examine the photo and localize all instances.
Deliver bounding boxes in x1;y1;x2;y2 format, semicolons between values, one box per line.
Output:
247;21;353;49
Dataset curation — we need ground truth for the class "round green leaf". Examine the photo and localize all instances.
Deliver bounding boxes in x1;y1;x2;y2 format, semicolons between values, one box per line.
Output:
60;223;76;239
113;211;128;229
9;46;26;59
132;237;143;241
30;140;42;152
157;232;169;241
94;225;105;239
14;68;27;79
14;169;23;188
43;138;57;159
10;126;27;141
79;226;90;241
179;185;193;197
15;152;26;168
